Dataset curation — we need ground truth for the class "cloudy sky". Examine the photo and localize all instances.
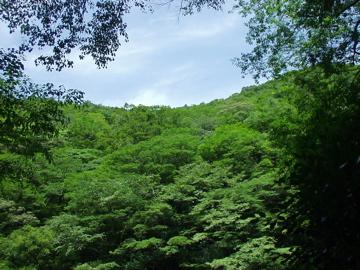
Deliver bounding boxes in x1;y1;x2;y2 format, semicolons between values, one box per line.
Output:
0;4;262;107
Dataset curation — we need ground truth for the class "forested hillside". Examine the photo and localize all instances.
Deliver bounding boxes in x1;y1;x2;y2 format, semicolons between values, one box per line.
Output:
1;66;359;270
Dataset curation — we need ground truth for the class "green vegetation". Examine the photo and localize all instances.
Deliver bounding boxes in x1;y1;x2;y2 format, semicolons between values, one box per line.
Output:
1;0;359;268
1;66;359;269
233;0;360;79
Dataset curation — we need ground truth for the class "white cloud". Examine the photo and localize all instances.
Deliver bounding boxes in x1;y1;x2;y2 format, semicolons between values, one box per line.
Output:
1;6;256;108
174;14;239;40
102;63;196;107
127;89;170;106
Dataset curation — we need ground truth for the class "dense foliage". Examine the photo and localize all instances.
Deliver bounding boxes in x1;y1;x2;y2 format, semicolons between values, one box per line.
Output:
1;67;359;269
0;48;84;159
1;1;359;269
233;0;360;79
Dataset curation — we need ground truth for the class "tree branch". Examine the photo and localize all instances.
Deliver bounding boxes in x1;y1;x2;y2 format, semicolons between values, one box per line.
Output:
336;0;360;16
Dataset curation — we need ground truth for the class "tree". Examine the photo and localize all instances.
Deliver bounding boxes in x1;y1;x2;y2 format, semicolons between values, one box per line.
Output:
273;67;360;270
223;2;360;268
0;0;221;159
0;78;83;158
233;0;360;79
0;0;223;71
1;2;359;270
1;0;358;82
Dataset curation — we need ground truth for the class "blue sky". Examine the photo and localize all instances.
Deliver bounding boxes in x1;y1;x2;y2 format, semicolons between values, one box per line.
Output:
0;5;262;107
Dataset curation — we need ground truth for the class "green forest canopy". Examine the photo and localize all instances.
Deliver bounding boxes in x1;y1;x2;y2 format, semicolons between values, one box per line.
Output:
0;1;359;269
1;67;359;270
